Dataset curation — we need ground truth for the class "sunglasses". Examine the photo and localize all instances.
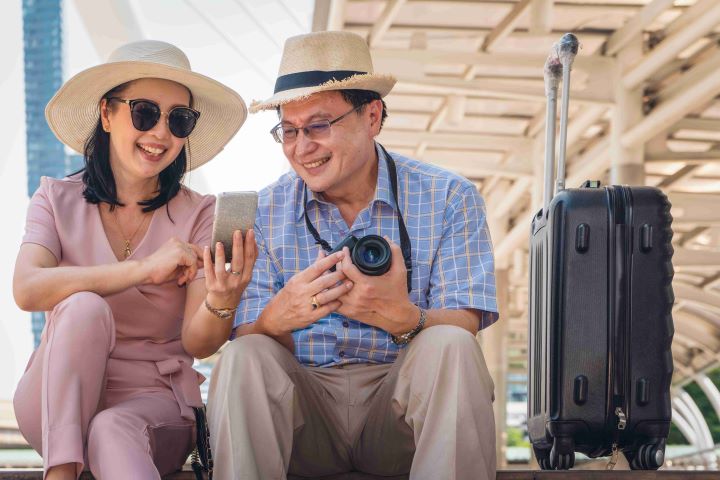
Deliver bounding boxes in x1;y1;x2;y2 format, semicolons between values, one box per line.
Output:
107;97;200;138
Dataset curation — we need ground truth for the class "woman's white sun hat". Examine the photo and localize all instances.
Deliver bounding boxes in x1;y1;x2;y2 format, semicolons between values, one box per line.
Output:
45;40;247;171
249;31;397;113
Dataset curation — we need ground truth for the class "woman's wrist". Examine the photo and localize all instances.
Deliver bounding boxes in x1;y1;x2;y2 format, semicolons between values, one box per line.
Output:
122;259;150;286
205;292;239;310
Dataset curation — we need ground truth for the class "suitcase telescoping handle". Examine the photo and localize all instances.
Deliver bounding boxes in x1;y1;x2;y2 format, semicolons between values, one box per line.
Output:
542;33;580;216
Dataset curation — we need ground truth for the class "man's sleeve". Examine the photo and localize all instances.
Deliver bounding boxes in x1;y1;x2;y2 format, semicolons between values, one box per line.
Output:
426;183;499;330
233;223;279;329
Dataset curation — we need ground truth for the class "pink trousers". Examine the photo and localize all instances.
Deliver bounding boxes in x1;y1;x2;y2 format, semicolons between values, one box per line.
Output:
13;292;194;479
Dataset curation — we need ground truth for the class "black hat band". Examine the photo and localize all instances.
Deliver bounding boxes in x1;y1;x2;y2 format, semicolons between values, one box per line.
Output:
274;70;366;94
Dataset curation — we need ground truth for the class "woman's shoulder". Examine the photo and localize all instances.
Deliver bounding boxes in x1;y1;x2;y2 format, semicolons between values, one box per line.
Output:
39;172;83;188
172;185;216;215
33;173;85;203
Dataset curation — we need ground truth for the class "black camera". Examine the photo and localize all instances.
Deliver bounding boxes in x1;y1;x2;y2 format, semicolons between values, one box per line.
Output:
329;234;392;276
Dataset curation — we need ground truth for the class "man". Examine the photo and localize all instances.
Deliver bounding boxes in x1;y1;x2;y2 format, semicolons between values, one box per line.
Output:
208;31;499;480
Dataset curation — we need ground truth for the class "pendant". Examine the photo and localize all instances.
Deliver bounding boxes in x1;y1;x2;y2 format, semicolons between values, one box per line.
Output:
123;240;132;259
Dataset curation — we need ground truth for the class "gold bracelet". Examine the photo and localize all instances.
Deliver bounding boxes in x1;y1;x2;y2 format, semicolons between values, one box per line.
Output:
204;298;238;321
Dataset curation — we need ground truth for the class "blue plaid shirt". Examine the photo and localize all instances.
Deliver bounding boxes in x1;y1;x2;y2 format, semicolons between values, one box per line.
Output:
235;145;498;367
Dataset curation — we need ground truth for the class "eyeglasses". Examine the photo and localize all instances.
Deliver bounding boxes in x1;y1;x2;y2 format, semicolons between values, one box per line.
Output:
107;97;200;138
270;104;364;144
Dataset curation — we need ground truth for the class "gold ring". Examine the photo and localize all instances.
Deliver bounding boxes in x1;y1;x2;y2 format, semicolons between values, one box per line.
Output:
310;295;320;310
230;270;242;276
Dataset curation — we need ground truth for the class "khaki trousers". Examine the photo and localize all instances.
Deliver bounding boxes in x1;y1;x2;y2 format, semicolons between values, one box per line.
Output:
208;325;496;480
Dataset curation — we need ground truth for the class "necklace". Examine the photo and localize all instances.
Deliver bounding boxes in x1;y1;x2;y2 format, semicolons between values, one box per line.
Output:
112;207;150;259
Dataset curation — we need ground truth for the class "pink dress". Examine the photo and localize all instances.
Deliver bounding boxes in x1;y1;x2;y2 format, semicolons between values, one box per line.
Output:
13;174;215;479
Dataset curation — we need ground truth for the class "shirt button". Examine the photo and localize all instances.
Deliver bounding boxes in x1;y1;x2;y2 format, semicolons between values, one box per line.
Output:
342;321;349;328
339;351;345;358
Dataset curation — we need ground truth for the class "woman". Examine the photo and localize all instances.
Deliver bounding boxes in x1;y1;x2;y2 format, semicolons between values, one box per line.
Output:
12;40;256;480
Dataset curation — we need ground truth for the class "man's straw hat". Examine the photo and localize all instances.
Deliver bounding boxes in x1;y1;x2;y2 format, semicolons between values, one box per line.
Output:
45;40;247;171
250;31;396;113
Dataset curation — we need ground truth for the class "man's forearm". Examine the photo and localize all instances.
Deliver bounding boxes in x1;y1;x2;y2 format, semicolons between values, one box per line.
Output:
424;308;481;334
382;300;481;336
234;315;295;352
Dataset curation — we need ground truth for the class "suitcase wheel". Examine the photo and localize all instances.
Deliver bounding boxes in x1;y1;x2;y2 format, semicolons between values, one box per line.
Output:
533;447;552;470
628;441;665;470
550;437;575;470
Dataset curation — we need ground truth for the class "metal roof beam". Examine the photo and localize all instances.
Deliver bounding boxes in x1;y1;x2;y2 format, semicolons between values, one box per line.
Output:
312;0;346;31
393;75;613;106
674;283;720;313
424;157;533;180
669;193;720;226
674;117;720;132
646;150;720;163
378;129;531;152
372;48;616;81
622;51;720;149
481;0;531;53
604;0;675;56
368;0;406;47
674;248;720;269
489;178;533;221
529;0;553;35
623;0;720;90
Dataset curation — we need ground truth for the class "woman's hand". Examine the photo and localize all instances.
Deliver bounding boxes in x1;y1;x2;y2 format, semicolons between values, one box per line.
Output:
140;237;204;286
203;229;258;308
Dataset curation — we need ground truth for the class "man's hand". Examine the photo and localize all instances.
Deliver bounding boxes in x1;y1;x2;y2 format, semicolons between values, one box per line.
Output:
256;249;352;337
336;238;419;335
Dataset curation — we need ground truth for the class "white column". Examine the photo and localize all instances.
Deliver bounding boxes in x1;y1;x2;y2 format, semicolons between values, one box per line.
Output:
610;35;645;186
482;188;510;468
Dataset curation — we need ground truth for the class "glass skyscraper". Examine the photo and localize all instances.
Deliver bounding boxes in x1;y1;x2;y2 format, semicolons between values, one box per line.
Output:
22;0;74;347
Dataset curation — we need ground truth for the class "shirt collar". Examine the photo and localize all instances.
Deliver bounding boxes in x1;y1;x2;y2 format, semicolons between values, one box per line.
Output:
295;143;396;221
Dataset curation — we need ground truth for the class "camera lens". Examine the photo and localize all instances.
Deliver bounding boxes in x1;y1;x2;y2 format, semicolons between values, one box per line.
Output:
352;235;391;276
362;246;381;264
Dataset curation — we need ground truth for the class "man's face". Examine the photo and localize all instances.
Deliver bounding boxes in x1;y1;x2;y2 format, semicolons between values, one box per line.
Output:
279;91;382;196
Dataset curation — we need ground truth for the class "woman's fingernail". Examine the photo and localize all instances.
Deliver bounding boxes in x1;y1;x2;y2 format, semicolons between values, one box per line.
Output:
346;282;353;288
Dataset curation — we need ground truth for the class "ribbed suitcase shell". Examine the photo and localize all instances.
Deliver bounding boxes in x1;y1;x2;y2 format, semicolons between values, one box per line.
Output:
527;184;674;470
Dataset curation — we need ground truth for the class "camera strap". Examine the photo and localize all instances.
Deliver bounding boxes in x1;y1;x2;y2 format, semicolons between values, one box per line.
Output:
303;143;412;292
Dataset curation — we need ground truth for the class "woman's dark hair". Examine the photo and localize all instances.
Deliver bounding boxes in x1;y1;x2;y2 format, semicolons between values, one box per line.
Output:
77;81;190;213
339;89;388;130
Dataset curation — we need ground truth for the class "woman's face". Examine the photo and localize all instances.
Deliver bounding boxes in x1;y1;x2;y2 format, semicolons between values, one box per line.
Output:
101;78;191;183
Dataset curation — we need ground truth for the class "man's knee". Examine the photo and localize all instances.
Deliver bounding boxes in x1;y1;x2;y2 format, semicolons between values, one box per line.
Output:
219;333;285;366
404;325;494;397
212;334;294;398
410;324;478;355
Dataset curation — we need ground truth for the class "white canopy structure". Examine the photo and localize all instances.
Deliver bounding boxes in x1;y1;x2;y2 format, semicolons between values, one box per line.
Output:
312;0;720;467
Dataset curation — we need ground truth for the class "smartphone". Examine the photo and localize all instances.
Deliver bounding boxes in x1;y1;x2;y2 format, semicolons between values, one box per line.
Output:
211;191;258;262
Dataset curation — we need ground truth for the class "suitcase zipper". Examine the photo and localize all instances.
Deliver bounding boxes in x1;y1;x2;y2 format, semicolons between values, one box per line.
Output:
609;186;632;438
615;406;627;430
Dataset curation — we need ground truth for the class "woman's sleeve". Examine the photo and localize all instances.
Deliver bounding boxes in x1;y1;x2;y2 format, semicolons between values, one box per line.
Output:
22;177;61;262
189;195;216;280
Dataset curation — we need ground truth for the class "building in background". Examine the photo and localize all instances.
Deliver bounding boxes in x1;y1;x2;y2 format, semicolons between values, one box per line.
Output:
22;0;83;347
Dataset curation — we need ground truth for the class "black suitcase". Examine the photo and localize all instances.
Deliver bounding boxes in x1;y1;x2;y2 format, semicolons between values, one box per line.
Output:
526;34;674;471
